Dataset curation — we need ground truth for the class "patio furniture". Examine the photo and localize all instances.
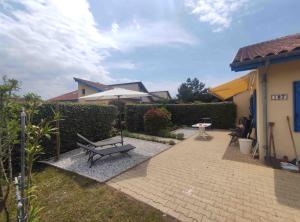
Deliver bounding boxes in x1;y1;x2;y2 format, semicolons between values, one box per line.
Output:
192;123;212;139
200;117;212;129
77;142;136;168
229;117;253;145
77;133;123;148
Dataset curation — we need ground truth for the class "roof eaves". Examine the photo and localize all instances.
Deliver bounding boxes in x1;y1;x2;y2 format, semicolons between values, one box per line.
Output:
73;77;103;92
109;81;149;93
150;91;172;99
230;50;300;72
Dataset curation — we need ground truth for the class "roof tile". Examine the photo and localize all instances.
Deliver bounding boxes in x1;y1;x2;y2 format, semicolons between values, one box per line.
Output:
232;33;300;64
48;90;78;101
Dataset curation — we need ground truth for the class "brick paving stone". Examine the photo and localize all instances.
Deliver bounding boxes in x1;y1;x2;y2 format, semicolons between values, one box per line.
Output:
107;130;300;222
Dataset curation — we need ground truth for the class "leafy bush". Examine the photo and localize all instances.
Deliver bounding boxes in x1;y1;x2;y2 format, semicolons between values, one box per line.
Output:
169;140;176;145
143;108;171;135
123;130;172;145
176;133;184;140
125;103;236;131
108;100;126;121
159;107;171;121
33;103;117;159
156;129;184;140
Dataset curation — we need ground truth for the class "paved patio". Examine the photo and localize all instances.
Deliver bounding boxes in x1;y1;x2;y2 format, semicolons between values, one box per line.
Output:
108;130;300;222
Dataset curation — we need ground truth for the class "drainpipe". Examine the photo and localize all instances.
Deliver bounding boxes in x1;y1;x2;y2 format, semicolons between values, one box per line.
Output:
262;59;270;162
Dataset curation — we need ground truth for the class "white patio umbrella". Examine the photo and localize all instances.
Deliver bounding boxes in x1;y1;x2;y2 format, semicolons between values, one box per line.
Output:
80;88;150;144
80;88;149;100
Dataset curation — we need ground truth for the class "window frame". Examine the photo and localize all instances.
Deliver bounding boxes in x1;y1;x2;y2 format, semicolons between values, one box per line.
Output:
82;88;86;95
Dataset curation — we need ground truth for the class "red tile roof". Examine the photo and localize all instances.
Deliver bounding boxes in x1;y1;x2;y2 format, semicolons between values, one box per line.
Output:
73;77;111;91
232;33;300;64
48;90;78;102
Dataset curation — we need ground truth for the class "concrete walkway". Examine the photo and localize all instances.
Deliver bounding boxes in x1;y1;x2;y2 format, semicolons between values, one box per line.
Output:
108;131;300;222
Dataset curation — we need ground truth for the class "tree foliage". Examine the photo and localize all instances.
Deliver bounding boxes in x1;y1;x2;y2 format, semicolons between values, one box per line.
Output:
0;76;20;221
0;76;59;222
177;78;218;103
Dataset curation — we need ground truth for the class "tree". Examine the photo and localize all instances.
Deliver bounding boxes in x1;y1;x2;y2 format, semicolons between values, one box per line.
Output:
0;76;60;221
177;78;218;103
22;93;60;221
0;76;20;221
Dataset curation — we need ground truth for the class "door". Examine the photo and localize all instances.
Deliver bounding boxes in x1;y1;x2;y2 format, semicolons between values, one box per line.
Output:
294;81;300;132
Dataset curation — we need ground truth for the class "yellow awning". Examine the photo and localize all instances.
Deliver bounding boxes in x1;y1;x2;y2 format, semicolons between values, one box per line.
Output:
209;71;256;100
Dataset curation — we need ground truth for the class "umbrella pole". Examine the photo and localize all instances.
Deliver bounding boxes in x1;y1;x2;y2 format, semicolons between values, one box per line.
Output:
118;96;123;145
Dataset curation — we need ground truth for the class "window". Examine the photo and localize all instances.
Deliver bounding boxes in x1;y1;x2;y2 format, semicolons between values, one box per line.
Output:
82;88;86;95
294;81;300;132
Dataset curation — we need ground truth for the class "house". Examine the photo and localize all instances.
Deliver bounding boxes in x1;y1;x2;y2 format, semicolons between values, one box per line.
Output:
149;91;172;102
211;33;300;161
49;77;171;103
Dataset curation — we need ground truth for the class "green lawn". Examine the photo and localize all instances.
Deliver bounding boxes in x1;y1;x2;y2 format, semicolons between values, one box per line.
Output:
2;166;177;222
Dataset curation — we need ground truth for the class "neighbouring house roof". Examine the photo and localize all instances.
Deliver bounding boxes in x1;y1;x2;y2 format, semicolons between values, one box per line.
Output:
48;90;78;102
231;33;300;71
73;77;111;91
108;82;149;93
49;78;169;102
149;91;172;100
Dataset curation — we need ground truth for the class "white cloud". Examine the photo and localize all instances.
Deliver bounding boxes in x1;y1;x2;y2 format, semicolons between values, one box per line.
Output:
0;0;196;99
105;20;197;51
0;0;117;98
185;0;248;32
106;61;138;70
111;22;120;34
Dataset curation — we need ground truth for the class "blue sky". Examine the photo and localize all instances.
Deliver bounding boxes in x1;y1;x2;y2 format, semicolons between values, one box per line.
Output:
0;0;300;98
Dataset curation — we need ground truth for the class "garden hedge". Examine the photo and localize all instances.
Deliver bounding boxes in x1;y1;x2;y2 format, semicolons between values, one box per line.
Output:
34;103;117;159
125;103;236;132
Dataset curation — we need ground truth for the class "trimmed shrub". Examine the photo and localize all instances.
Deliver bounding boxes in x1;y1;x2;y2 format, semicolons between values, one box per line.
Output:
169;140;176;145
176;133;184;140
33;103;117;159
144;108;171;135
125;103;236;131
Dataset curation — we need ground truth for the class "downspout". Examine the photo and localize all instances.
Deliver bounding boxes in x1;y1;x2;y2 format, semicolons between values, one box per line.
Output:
262;59;270;162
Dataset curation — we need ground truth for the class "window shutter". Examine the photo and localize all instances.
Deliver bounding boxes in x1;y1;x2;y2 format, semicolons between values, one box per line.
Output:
294;81;300;132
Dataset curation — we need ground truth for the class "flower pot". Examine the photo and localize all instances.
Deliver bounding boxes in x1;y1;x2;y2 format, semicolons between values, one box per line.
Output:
238;138;252;154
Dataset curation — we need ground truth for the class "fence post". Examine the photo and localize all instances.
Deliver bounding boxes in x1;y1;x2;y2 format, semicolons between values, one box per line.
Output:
55;103;61;161
19;108;26;221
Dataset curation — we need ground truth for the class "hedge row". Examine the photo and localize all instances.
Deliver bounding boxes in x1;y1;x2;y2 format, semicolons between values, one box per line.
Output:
34;103;117;159
125;103;236;132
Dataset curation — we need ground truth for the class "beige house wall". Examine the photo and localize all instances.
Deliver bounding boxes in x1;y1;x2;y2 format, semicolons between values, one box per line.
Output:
114;84;140;91
78;83;97;96
256;60;300;160
78;83;108;105
233;90;251;123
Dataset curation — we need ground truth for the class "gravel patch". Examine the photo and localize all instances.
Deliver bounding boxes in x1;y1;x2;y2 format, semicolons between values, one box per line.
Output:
43;137;171;182
172;127;198;138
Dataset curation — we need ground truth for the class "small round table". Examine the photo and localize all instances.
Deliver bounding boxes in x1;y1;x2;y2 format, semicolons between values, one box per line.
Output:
192;123;212;139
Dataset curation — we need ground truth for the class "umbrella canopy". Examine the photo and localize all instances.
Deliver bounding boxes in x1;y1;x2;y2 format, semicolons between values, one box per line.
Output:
80;88;149;100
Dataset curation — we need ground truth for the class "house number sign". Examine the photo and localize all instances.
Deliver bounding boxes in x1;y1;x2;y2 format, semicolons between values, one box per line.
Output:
271;94;288;100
